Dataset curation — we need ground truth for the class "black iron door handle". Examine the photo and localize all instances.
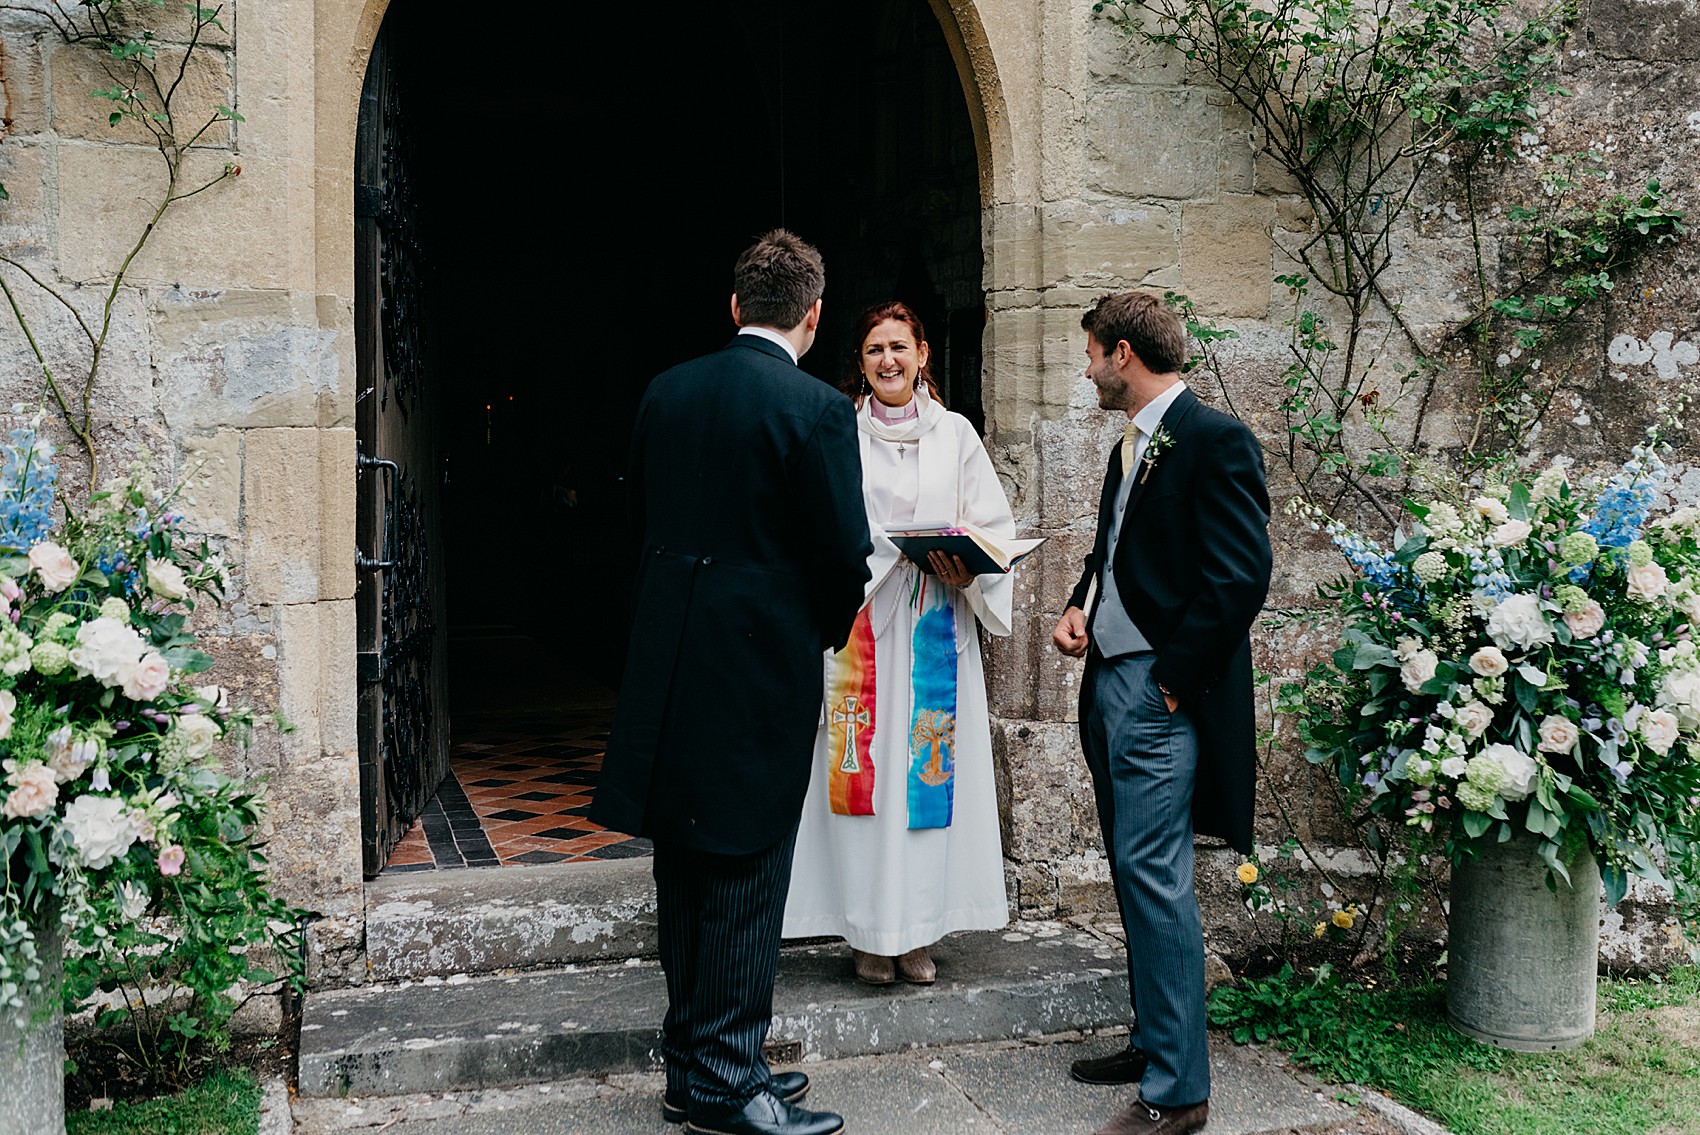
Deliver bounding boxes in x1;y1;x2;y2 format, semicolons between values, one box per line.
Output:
357;449;400;571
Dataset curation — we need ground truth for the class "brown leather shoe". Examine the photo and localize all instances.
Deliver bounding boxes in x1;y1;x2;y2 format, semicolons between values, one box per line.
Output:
1094;1099;1209;1135
895;945;936;984
1070;1045;1149;1085
852;948;895;985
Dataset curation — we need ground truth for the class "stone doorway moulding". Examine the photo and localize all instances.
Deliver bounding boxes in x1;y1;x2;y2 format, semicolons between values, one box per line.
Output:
331;0;1012;884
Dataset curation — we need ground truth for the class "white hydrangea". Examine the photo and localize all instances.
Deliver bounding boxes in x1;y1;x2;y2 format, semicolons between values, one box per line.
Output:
68;617;147;690
60;794;141;870
1487;593;1555;652
1478;742;1539;801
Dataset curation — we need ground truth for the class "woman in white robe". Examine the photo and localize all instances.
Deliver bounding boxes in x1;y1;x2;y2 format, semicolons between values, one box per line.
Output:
783;301;1014;985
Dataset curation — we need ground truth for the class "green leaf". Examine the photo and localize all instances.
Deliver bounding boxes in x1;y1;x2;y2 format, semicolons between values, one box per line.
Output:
162;646;215;673
1462;811;1492;838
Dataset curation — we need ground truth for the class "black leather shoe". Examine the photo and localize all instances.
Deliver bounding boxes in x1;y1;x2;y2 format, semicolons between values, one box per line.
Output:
663;1073;810;1124
1070;1045;1149;1085
684;1088;844;1135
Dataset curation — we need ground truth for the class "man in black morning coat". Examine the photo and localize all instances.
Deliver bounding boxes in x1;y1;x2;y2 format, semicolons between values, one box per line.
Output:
1051;292;1272;1135
589;230;872;1135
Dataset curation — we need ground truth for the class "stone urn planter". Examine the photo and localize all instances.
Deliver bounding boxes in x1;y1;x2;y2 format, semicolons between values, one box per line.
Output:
1446;832;1601;1051
0;917;65;1135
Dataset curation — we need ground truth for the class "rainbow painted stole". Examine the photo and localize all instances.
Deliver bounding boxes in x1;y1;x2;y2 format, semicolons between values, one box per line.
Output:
905;584;957;830
824;587;959;828
826;606;878;815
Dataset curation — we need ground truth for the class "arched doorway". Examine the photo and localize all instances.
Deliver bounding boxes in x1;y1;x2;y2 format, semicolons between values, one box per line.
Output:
355;0;985;876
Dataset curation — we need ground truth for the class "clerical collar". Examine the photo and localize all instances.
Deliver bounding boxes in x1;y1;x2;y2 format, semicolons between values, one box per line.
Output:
737;325;799;364
869;396;921;425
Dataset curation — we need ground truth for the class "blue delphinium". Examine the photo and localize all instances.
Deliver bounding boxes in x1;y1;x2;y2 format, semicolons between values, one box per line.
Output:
0;423;58;553
1583;447;1666;551
1324;520;1401;588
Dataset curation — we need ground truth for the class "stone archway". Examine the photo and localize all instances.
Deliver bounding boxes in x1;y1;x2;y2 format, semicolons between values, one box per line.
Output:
320;0;1019;896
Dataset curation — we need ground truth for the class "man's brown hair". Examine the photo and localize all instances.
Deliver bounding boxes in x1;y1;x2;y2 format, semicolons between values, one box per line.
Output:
1080;291;1188;375
733;229;826;331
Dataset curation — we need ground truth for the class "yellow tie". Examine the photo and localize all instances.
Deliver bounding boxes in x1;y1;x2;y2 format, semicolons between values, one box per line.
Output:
1120;421;1140;478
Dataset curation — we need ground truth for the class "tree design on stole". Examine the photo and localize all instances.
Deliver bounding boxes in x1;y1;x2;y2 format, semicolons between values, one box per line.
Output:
911;710;956;787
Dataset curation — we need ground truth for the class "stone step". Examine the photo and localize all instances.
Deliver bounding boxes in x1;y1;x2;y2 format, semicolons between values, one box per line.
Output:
299;923;1130;1098
364;860;658;981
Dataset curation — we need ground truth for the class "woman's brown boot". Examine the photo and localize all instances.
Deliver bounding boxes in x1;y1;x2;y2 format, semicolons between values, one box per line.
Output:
895;945;936;984
852;948;896;985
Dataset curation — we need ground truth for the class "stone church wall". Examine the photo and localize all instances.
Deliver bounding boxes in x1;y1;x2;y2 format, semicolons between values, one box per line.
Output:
0;0;1693;983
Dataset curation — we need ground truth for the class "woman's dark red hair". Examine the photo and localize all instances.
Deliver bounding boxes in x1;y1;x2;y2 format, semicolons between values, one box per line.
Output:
841;301;944;407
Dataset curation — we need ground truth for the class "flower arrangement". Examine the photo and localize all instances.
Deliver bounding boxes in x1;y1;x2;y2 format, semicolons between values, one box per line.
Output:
0;414;302;1048
1287;441;1700;928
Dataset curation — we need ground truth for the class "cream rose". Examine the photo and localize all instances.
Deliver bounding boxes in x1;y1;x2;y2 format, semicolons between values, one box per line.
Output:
1641;709;1680;756
1537;715;1580;755
122;650;171;702
145;556;189;601
1473;496;1510;526
1401;648;1440;694
1563;599;1606;639
1469;645;1510;677
174;713;221;758
1457;700;1495;740
2;760;57;819
1487;593;1555;652
1626;562;1670;602
1491;519;1534;547
0;688;14;740
28;541;79;593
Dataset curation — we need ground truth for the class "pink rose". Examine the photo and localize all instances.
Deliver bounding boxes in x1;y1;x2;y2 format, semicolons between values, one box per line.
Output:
2;760;57;819
1563;599;1606;639
28;542;79;593
157;845;185;876
1469;646;1510;677
1457;701;1495;740
122;650;171;702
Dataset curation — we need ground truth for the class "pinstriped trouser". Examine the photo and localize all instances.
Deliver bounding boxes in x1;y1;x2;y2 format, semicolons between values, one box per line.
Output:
1082;652;1211;1108
652;825;800;1111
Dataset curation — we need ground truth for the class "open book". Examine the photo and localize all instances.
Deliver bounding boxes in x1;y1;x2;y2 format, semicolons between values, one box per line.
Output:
884;521;1046;576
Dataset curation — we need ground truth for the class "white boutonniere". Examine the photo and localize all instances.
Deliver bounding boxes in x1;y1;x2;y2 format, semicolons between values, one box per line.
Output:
1140;423;1175;484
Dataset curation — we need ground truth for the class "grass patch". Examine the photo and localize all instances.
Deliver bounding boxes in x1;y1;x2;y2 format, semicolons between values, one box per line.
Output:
66;1067;260;1135
1210;965;1700;1135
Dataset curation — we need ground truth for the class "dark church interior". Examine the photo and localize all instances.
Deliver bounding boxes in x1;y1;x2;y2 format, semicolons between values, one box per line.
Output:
371;0;987;871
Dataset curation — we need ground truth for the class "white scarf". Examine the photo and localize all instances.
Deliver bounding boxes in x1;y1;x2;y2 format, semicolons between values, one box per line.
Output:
857;383;946;444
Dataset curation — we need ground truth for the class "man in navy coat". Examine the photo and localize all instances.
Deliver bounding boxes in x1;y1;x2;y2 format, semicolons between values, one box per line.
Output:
591;230;872;1135
1052;292;1272;1135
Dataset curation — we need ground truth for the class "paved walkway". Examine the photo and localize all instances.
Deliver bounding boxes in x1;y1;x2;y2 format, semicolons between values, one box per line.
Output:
290;1029;1416;1135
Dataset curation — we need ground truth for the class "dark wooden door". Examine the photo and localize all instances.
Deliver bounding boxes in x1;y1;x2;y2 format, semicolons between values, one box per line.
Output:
354;23;450;878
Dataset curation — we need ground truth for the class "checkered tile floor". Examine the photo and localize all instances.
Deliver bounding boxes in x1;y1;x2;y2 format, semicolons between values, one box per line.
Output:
384;709;650;872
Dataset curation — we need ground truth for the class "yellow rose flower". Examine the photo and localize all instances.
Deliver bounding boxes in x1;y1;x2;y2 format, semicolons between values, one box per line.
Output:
1236;863;1259;885
1313;921;1327;939
1332;909;1355;930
